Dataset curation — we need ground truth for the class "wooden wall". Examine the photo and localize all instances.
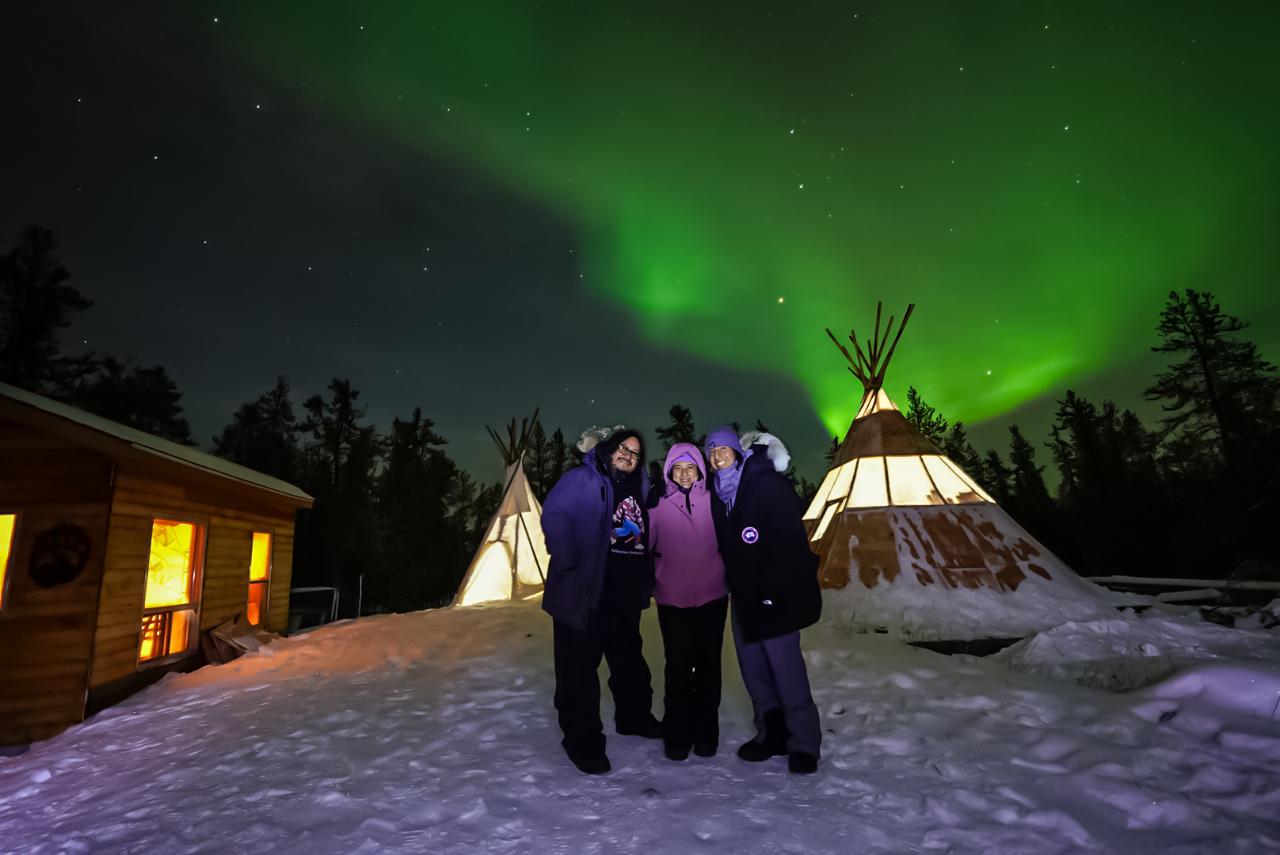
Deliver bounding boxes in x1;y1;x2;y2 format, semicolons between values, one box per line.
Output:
0;418;112;744
89;470;298;694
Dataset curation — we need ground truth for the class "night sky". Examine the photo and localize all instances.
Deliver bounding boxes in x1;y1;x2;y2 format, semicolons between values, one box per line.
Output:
4;2;1278;482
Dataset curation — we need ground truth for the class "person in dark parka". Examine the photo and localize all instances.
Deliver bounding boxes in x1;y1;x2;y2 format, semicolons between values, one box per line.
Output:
541;426;661;775
705;425;823;774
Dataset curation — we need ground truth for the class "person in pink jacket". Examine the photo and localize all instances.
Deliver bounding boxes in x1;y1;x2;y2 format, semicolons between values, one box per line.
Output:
649;442;729;761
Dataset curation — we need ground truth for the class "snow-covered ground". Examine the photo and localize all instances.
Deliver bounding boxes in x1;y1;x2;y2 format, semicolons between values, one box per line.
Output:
2;599;1279;854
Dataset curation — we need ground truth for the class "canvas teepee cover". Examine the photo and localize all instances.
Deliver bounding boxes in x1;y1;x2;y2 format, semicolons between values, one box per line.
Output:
806;304;1114;640
453;415;550;607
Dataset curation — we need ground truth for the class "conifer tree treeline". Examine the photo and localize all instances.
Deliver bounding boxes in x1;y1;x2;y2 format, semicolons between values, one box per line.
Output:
902;289;1279;581
4;226;1277;600
0;225;194;442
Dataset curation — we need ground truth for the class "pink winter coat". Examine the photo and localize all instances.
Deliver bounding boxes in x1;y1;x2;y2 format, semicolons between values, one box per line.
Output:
649;442;727;608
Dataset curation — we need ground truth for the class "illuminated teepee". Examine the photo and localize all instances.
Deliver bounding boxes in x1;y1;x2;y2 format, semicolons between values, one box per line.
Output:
453;413;550;607
806;304;1114;640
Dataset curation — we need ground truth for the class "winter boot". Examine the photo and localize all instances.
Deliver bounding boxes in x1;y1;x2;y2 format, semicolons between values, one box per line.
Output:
736;708;789;762
664;738;691;761
788;752;818;774
692;740;717;758
565;747;611;775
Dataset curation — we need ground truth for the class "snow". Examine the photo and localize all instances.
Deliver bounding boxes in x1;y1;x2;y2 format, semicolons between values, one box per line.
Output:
3;598;1280;853
993;607;1280;692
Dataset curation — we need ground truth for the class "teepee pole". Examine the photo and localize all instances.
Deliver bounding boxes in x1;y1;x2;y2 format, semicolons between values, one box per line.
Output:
879;303;915;379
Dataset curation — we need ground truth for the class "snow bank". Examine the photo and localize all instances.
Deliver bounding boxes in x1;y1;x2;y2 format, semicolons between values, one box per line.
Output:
993;608;1280;692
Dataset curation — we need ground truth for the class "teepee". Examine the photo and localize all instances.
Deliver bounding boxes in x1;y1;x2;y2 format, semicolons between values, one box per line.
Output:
453;412;550;607
806;304;1114;640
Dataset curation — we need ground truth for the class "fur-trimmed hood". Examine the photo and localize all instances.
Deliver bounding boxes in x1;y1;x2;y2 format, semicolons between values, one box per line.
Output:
739;430;791;473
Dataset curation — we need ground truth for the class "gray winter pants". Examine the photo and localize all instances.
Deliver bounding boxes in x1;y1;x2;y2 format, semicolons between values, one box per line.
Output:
732;611;822;756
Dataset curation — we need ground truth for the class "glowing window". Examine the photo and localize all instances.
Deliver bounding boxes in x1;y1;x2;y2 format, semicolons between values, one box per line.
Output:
847;456;889;508
0;513;15;610
246;531;272;626
940;456;995;503
140;519;202;664
803;467;841;520
828;460;858;504
886;456;945;506
921;455;988;504
812;502;839;542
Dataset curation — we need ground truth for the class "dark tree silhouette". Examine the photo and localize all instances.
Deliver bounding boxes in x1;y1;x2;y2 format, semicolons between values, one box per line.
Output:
904;386;949;445
1007;425;1054;534
1146;289;1280;476
942;421;986;476
212;376;301;482
68;356;193;444
655;403;698;447
372;408;458;611
0;225;93;393
294;378;382;616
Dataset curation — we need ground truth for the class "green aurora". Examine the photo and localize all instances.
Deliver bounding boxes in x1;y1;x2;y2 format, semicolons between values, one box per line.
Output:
222;2;1279;437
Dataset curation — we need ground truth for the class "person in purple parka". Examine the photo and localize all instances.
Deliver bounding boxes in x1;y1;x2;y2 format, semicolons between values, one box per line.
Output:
649;441;729;761
705;425;823;775
540;426;662;775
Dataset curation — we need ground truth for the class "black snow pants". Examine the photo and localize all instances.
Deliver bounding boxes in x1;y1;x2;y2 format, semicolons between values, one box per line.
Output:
552;566;654;754
657;595;729;751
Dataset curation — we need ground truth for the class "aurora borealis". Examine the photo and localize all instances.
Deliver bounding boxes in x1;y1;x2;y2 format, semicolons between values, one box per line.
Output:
3;2;1278;478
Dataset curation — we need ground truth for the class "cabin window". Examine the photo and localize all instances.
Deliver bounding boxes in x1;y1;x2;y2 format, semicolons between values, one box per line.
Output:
139;519;204;664
246;531;272;626
0;512;16;611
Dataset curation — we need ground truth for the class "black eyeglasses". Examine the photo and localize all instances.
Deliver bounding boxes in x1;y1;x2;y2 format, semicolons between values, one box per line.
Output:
615;445;641;461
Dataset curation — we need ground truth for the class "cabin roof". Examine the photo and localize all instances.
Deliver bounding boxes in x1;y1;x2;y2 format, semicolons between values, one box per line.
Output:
0;382;313;507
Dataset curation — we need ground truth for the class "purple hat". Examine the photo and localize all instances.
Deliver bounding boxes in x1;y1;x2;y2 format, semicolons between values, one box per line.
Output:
705;425;744;461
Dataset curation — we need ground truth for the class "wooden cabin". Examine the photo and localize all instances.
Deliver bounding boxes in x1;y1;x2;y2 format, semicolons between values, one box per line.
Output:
0;382;314;745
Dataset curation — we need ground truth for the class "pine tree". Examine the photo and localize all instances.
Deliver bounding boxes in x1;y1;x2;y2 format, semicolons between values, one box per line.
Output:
655;403;698;447
301;378;369;489
295;379;382;615
903;386;949;445
374;408;454;611
981;449;1013;506
545;428;570;492
68;356;194;444
525;421;548;496
0;225;93;393
942;421;986;475
1145;289;1280;473
1007;425;1053;521
212;376;301;482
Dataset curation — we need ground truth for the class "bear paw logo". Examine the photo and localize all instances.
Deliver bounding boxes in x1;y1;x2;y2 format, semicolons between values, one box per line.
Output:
740;526;760;544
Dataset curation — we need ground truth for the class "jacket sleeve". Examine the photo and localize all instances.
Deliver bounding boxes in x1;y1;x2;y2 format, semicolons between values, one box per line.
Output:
541;470;583;568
